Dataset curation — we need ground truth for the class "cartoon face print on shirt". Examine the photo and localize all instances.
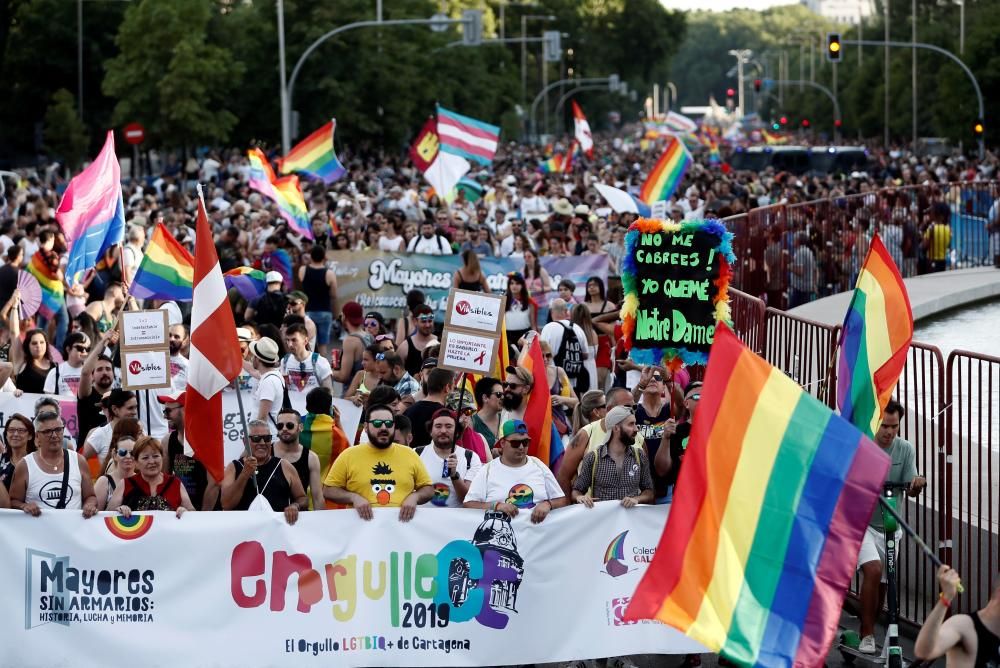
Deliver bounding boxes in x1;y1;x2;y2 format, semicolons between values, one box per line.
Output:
371;462;396;505
432;483;451;507
506;483;535;508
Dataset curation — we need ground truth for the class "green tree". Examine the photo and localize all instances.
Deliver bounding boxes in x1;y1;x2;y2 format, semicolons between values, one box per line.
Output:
43;89;89;171
103;0;244;147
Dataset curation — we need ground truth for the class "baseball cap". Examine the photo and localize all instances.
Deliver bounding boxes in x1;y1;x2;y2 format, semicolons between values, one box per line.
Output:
500;419;529;439
288;290;308;305
249;337;280;365
504;366;534;388
265;271;283;284
235;327;253;342
601;405;634;445
156;391;186;406
421;357;439;371
341;301;364;327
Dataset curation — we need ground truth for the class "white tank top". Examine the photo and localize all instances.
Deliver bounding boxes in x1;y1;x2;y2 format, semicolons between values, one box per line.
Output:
25;451;83;510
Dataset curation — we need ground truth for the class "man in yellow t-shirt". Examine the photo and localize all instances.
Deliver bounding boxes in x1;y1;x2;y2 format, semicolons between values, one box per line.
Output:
322;403;432;521
922;203;952;272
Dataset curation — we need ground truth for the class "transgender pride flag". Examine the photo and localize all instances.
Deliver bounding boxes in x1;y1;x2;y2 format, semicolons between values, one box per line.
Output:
57;130;125;282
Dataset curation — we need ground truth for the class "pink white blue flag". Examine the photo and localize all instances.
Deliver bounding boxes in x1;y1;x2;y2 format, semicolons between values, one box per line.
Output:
436;105;500;165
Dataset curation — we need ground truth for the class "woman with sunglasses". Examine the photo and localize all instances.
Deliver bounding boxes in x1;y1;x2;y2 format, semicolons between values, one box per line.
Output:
43;331;90;397
0;413;35;490
94;432;138;511
110;436;194;519
363;312;387;340
504;272;537;345
345;345;382;407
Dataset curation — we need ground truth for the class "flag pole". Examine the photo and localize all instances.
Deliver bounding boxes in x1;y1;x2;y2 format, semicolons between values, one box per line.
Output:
878;497;964;593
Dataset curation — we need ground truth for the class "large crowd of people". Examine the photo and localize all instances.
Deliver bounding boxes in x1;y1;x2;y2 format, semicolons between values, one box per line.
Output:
0;124;997;666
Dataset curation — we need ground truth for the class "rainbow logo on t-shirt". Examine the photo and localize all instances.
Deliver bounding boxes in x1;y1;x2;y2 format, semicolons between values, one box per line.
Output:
506;484;535;508
432;483;451;507
104;515;153;540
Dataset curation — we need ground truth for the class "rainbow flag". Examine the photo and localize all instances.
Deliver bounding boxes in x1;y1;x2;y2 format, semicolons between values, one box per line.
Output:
57;130;125;282
538;154;565;174
25;252;64;318
247;148;313;240
639;136;691;204
224;267;267;301
519;336;563;471
280;119;346;184
837;233;913;439
261;248;293;290
130;223;195;301
625;325;890;666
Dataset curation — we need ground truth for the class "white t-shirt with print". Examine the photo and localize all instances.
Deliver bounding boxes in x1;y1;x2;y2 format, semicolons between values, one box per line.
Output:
281;353;332;396
44;362;83;397
169;354;188;392
418;445;483;508
253;370;286;432
464;457;564;509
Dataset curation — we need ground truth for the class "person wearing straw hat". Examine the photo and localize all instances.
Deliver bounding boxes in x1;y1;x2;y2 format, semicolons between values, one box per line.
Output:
249;337;285;432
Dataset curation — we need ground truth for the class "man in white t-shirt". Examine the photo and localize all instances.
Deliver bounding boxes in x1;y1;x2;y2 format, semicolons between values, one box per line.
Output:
539;299;590;392
463;419;567;523
83;389;138;463
168;323;189;392
406;221;453;255
281;323;333;400
44;332;90;397
122;223;146;285
418;409;482;508
249;337;285;432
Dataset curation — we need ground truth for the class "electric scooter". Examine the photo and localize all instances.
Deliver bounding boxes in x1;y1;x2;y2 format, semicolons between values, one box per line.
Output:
838;482;910;667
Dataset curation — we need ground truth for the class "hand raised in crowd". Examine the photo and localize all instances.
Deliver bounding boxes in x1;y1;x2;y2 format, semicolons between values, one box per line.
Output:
936;564;962;601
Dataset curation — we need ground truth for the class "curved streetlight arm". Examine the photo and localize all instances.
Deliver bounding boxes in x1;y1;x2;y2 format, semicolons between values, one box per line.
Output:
553;85;613;120
767;79;840;134
530;76;610;140
844;39;985;157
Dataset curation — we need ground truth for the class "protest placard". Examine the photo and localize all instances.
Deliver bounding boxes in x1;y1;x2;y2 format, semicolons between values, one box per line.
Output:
119;310;169;349
620;218;736;367
121;350;171;391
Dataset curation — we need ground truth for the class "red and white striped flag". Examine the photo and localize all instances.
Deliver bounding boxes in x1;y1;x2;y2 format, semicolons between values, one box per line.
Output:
185;191;243;482
572;101;593;158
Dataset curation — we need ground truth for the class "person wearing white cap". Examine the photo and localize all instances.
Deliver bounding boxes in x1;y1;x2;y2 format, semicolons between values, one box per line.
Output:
244;271;287;328
679;185;704;219
249;337;285;432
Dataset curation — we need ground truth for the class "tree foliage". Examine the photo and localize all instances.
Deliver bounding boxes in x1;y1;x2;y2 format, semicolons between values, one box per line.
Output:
43;89;89;172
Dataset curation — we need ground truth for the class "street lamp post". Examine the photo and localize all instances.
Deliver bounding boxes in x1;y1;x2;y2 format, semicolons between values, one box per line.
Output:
728;49;752;118
520;14;555;126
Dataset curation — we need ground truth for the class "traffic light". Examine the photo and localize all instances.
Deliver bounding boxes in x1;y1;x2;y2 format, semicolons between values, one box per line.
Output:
827;33;842;63
726;88;735;98
973;119;985;136
462;9;483;46
834;119;842;128
772;122;780;130
779;116;788;126
801;119;810;128
753;79;762;93
542;30;562;63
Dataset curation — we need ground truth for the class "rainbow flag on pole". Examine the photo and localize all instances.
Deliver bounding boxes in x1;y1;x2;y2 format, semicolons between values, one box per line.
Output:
837;233;913;438
247;148;313;240
130;223;195;301
639;136;691;204
626;325;890;666
518;336;563;471
57;130;125;282
279;119;346;184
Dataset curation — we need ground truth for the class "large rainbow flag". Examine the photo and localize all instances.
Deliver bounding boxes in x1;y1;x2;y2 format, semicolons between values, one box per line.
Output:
625;325;890;666
224;267;267;301
247;148;313;240
25;253;64;318
519;336;563;471
837;233;913;439
639;135;691;204
130;223;195;301
279;119;346;184
56;130;126;282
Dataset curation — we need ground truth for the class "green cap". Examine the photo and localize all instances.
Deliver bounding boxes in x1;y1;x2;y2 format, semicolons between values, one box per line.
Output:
500;419;529;438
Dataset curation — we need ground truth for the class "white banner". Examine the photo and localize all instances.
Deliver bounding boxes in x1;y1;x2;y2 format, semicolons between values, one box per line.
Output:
0;392;78;439
220;391;362;462
0;504;705;666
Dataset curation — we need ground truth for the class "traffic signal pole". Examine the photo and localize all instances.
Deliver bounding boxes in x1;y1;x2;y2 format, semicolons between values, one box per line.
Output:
766;79;840;140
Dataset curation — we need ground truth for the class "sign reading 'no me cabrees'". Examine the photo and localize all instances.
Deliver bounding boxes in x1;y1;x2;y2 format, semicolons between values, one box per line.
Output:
621;219;736;368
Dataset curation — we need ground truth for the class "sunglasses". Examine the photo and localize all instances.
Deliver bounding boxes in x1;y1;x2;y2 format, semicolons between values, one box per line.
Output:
651;374;664;382
375;334;394;342
458;407;475;417
37;426;65;437
364;319;380;327
491;391;504;398
506;438;530;448
73;345;90;353
249;434;272;443
117;448;134;458
277;422;297;430
417;315;435;323
503;382;523;389
369;418;395;429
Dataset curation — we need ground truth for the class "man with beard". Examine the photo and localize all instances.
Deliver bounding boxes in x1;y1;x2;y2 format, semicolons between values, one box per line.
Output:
463;419;566;524
221;420;308;525
397;304;438;378
168;323;189;392
416;409;481;508
77;328;118;446
375;351;419;400
323;404;433;522
406;220;453;255
500;365;534;421
573;407;653;507
281;323;333;404
158;391;219;511
403;367;454;448
273;408;323;510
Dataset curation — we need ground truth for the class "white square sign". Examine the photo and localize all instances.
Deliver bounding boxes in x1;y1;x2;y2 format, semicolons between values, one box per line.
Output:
120;310;169;349
444;290;506;336
439;329;498;376
121;350;171;391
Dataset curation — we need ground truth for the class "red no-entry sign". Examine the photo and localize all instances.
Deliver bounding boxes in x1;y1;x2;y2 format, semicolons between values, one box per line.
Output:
123;122;145;145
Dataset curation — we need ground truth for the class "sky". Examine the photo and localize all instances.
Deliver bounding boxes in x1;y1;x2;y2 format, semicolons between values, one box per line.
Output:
659;0;793;11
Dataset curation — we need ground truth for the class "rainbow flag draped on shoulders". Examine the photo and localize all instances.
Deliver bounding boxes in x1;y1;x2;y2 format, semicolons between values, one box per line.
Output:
130;223;195;301
837;233;913;438
247;148;313;240
518;336;563;471
224;267;267;301
56;130;126;282
279;119;347;184
25;253;64;318
626;325;890;667
639;135;691;204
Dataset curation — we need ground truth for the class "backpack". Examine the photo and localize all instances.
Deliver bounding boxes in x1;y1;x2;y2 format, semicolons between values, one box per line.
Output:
254;291;288;327
553;322;589;395
587;443;644;497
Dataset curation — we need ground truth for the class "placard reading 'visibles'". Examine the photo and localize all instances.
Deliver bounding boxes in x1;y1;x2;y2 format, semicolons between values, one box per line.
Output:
621;219;735;367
